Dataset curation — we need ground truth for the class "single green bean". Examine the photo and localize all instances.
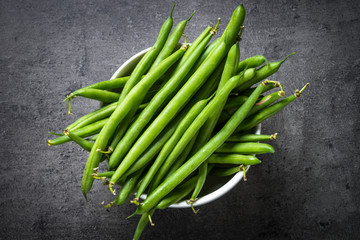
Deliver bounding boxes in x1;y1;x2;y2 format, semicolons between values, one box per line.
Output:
47;118;108;146
247;90;285;116
65;89;120;113
63;129;94;151
66;102;117;131
81;76;129;91
152;132;199;192
89;134;99;141
223;95;248;110
118;4;175;102
226;133;278;142
210;165;243;177
96;171;115;178
208;154;261;165
149;11;195;71
215;142;275;154
115;167;145;206
133;209;155;240
236;55;268;73
179;25;212;63
241;81;280;97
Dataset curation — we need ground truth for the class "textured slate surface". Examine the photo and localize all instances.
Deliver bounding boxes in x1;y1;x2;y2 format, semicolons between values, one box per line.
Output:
1;0;359;239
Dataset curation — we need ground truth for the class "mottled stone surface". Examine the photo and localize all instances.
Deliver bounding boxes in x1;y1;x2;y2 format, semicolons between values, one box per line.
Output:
1;0;359;239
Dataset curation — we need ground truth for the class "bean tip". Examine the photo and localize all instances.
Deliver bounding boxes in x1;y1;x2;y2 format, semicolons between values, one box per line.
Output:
270;133;278;140
47;140;53;146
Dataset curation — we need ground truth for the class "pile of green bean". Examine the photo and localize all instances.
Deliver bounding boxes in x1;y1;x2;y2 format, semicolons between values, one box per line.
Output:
48;3;308;239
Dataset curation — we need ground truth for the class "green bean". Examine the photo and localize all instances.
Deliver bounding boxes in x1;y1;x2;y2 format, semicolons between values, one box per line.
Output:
66;102;117;131
64;89;121;114
215;142;275;154
236;55;268;73
156;175;194;209
133;209;155;240
82;46;187;198
65;89;120;103
235;68;256;88
226;133;278;142
65;98;148;132
208;154;261;165
108;30;216;170
153;132;199;192
241;81;280;97
189;42;240;205
235;83;309;132
219;86;283;127
147;59;226;191
177;21;221;78
95;171;114;178
179;25;212;64
118;4;175;103
149;11;195;71
223;5;245;47
210;165;243;177
194;37;221;67
47;118;108;146
247;90;285;116
132;80;265;216
163;68;245;190
235;52;295;93
191;58;226;99
63;129;94;151
135;98;210;199
115;167;145;206
118;109;187;181
135;164;214;239
89;134;98;141
103;108;138;154
80;76;130;91
223;95;248;110
109;38;229;188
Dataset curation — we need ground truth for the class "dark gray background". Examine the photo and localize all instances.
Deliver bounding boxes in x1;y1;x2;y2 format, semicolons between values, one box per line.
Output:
1;0;359;239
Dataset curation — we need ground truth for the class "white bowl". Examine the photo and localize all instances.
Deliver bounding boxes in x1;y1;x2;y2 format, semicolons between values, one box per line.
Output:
111;47;261;208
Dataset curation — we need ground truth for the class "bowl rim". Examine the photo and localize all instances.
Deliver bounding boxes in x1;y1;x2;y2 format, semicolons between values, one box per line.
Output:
111;46;261;208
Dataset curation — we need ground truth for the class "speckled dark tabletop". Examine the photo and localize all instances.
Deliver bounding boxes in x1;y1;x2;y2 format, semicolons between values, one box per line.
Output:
1;0;359;239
